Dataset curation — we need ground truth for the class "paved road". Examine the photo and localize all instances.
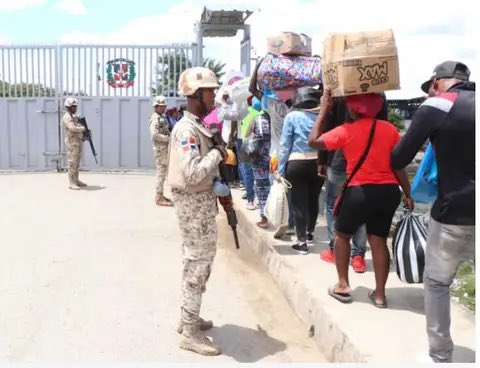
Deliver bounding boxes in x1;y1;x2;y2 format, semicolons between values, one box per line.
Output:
0;172;324;363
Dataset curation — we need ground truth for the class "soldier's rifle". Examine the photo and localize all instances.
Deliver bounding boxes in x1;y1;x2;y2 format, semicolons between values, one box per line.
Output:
156;115;172;136
78;116;98;164
210;123;240;250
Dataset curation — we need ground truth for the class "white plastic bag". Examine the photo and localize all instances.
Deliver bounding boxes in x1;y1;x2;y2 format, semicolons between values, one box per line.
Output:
265;178;291;228
231;77;251;103
392;211;428;283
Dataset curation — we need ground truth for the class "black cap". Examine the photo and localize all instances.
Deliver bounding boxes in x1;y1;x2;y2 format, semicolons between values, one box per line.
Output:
421;61;470;93
292;87;323;110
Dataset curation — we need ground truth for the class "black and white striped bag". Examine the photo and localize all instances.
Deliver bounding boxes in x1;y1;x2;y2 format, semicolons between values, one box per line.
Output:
392;212;428;283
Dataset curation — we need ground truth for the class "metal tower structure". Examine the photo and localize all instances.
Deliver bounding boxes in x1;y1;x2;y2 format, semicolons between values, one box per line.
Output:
195;7;253;76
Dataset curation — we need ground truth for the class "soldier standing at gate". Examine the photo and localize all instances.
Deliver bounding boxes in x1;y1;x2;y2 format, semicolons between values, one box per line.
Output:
167;67;233;356
149;95;173;206
63;97;87;190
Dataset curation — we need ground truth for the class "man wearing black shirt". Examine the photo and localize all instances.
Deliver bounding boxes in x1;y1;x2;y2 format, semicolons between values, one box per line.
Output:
391;61;475;363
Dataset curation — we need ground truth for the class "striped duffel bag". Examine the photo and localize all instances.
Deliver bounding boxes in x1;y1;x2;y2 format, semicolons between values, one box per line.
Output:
392;211;428;283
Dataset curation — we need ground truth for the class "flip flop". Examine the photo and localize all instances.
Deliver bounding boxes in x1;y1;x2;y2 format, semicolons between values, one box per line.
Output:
368;290;388;309
156;199;173;207
328;286;352;303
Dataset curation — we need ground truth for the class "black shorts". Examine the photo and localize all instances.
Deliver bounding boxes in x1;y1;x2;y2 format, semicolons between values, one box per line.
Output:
335;184;401;238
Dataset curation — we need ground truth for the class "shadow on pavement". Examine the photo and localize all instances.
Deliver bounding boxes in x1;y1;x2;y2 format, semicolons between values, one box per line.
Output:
82;185;107;191
272;244;301;255
353;285;425;315
453;345;476;363
211;323;287;362
364;258;397;274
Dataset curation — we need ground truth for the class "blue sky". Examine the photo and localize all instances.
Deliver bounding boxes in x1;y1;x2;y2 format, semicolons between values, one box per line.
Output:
0;0;476;98
0;0;176;43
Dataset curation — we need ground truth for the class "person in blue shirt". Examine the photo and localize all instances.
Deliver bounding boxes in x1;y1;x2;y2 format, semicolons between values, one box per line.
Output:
278;87;325;254
166;107;179;128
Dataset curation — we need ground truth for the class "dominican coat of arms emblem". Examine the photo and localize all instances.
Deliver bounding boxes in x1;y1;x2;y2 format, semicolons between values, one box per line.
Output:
106;58;136;88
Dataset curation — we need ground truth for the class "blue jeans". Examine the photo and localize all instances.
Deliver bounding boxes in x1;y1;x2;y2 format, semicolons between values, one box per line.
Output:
237;139;255;203
326;168;367;257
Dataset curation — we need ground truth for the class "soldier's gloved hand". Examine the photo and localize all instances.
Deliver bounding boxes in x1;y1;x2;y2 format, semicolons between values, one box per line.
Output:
224;148;236;166
270;155;278;174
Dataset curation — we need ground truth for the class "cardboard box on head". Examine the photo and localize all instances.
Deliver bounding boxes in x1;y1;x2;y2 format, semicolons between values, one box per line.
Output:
322;29;400;97
267;32;312;56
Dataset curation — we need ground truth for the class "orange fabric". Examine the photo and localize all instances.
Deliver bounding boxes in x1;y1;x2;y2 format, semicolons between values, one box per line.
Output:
322;118;400;187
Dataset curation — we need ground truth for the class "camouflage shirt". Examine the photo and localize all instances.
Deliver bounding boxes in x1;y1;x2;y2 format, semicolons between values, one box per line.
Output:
62;112;85;144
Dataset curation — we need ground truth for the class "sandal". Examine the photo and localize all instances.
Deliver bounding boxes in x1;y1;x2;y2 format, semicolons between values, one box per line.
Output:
328;286;352;303
156;197;173;207
368;290;387;309
256;216;268;229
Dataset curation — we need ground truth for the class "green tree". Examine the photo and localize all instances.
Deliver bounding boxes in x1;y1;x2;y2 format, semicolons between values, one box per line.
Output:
203;57;226;79
153;50;192;96
388;108;405;131
153;52;226;96
0;81;56;97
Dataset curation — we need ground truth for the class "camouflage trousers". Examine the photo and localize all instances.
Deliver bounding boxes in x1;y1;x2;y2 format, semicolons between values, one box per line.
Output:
66;140;83;183
154;144;168;197
172;189;218;326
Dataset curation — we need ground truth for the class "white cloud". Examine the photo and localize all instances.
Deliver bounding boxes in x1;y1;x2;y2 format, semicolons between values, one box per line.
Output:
60;1;197;44
0;0;44;11
59;0;476;98
55;0;87;16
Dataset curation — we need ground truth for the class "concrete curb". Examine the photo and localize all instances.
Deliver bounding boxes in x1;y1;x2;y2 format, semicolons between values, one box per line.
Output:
233;197;366;362
226;189;474;363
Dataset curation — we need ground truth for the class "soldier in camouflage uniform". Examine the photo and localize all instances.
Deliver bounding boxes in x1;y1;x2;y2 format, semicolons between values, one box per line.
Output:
167;67;233;356
63;97;87;190
149;95;173;206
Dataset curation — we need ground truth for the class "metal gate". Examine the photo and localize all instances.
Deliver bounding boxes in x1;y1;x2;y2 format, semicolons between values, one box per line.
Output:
0;43;197;171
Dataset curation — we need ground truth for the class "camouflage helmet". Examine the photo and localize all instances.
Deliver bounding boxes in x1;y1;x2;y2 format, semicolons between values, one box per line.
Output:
64;97;78;107
152;95;167;107
178;67;220;96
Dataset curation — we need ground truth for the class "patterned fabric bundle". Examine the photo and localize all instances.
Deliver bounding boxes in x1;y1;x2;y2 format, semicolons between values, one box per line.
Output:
257;53;322;91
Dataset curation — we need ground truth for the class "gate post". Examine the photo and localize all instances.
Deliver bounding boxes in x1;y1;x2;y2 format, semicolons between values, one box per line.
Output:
55;44;63;172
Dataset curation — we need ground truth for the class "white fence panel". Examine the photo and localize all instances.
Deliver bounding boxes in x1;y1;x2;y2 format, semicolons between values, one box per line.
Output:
1;43;194;171
0;98;59;171
57;97;187;171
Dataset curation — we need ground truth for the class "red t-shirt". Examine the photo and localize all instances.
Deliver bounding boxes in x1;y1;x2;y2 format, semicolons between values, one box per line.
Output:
322;118;400;187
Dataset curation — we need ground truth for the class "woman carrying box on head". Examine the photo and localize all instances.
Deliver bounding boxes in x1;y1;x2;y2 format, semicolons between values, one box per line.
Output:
308;90;413;308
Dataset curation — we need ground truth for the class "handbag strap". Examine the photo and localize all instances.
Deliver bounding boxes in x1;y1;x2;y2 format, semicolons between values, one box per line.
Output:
342;119;378;189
